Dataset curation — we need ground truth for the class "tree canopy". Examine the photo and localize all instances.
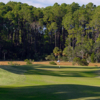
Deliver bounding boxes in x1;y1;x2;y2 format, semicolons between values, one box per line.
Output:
0;1;100;62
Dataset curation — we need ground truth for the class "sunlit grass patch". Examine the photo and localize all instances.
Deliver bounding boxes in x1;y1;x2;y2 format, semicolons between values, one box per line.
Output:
0;66;26;85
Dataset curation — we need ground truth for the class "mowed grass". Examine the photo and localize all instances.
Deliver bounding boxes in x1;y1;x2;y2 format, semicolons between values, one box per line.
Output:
0;64;100;100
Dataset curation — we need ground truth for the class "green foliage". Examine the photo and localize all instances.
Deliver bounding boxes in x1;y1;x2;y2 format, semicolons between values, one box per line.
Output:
26;61;32;65
96;34;100;42
91;53;95;63
48;22;57;32
63;46;73;56
32;59;34;62
8;61;20;66
63;46;73;61
60;56;68;61
49;61;57;65
0;1;100;63
73;57;89;66
95;52;100;62
81;59;89;66
45;53;55;61
53;47;62;56
24;59;29;62
73;57;81;65
24;59;34;65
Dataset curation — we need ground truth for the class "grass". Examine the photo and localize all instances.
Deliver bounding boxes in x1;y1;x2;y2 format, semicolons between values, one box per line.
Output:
0;64;100;100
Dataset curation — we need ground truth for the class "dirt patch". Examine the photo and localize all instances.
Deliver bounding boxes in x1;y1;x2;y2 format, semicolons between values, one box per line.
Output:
0;61;100;67
31;61;100;67
0;61;26;65
88;63;100;67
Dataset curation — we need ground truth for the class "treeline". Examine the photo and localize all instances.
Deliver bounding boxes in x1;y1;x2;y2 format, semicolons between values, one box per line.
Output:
0;1;100;62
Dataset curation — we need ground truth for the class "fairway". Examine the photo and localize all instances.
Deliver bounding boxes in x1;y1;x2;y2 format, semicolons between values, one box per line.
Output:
0;64;100;100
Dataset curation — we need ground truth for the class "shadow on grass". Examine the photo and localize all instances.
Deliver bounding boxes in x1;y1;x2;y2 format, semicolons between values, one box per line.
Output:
25;68;97;77
0;84;100;100
0;65;34;74
0;64;99;77
38;65;98;69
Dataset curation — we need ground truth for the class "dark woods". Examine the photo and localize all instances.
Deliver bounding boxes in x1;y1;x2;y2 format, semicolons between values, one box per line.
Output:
0;1;99;62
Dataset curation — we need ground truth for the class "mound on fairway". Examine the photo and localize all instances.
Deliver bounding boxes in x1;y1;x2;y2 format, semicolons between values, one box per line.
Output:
0;65;26;85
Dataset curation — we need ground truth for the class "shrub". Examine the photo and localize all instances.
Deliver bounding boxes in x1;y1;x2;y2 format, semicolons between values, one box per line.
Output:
49;61;57;65
91;53;95;63
24;59;34;65
59;56;68;61
81;59;89;66
73;57;89;66
8;61;13;65
26;61;32;65
8;61;20;66
24;59;28;62
45;53;55;61
61;56;68;61
45;55;51;60
32;59;34;62
73;57;81;65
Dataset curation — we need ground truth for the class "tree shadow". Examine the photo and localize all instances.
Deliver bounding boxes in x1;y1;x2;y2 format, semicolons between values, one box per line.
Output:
0;84;100;100
0;64;99;77
33;64;98;69
0;65;27;74
25;68;97;77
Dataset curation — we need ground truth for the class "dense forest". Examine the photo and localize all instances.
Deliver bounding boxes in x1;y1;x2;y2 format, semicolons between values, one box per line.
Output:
0;1;100;63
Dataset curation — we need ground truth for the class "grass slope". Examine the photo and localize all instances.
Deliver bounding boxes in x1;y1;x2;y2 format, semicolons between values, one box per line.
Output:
0;64;100;100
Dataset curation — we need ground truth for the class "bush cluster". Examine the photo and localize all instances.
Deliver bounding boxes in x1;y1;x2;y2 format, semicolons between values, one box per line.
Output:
91;53;95;63
8;61;20;66
24;59;34;65
60;56;68;61
49;61;57;65
73;57;89;66
45;53;56;61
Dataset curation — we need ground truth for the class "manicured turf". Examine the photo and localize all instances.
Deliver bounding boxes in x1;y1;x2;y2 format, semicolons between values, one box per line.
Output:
0;64;100;100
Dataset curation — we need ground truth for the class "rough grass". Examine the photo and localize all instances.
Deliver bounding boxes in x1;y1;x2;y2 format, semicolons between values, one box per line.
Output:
0;64;100;100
